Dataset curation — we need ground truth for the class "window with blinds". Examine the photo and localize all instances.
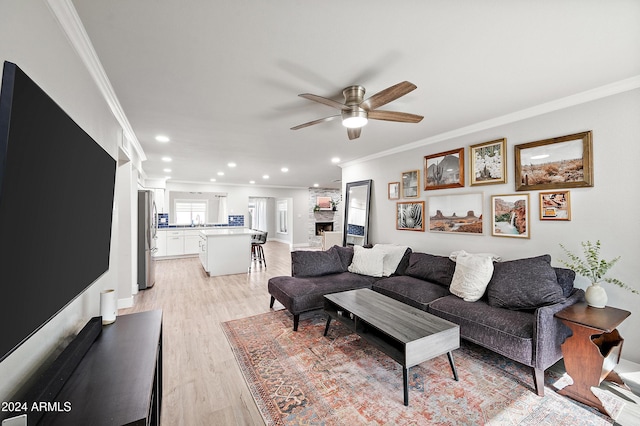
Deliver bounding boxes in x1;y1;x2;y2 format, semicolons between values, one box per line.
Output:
175;200;208;225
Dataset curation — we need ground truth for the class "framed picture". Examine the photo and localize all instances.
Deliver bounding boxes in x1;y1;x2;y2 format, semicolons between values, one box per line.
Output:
470;138;507;186
428;192;483;234
491;194;530;238
539;191;571;221
401;170;420;198
316;196;332;210
396;201;425;231
388;182;400;200
424;148;464;190
514;131;593;191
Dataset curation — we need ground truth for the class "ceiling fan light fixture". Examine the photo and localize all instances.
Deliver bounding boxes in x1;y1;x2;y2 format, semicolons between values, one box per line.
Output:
341;109;368;129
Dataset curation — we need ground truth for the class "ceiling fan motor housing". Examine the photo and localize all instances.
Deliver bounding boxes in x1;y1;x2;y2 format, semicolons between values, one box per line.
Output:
341;85;368;128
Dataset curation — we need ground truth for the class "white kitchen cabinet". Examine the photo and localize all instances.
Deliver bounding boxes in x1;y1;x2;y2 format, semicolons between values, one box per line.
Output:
154;188;166;213
166;229;184;256
183;230;201;254
155;230;167;257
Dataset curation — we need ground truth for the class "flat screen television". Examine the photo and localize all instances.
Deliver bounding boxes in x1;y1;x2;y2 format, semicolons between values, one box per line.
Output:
0;61;116;362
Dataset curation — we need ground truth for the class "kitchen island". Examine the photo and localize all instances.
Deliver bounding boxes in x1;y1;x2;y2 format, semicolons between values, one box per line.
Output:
199;228;255;276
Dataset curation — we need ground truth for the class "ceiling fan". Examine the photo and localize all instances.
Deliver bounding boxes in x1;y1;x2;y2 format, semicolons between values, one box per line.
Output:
290;81;423;140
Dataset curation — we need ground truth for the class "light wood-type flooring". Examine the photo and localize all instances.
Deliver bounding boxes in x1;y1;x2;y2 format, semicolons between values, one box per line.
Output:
120;241;640;426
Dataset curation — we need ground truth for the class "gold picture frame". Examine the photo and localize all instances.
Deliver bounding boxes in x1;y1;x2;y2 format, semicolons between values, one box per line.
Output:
514;131;593;191
401;170;420;198
491;193;530;238
388;182;400;200
539;190;571;221
470;138;507;186
397;201;425;231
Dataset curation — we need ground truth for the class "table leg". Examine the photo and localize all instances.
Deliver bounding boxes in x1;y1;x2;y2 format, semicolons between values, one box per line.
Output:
403;366;409;406
558;320;625;416
447;352;459;381
323;316;332;336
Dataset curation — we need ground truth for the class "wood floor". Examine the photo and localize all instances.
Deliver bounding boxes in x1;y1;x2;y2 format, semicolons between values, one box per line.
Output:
120;241;640;426
119;241;293;425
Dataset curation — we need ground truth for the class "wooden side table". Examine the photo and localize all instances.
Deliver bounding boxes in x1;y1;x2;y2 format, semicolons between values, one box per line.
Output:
555;302;630;416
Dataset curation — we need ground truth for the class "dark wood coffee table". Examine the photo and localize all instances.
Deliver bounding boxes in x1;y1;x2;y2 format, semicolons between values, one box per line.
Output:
324;289;460;406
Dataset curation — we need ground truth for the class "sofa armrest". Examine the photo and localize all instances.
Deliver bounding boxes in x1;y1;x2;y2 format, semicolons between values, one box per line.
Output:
532;288;585;369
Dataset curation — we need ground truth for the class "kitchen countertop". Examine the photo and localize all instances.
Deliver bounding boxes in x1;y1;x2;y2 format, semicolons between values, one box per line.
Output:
200;228;255;237
158;225;244;230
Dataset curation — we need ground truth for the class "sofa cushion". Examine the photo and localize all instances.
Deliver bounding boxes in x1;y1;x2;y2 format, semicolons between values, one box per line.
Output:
348;245;385;277
291;248;344;277
554;267;576;297
404;252;456;287
487;254;565;310
449;251;494;302
268;272;375;314
372;276;451;311
328;245;354;271
428;295;534;366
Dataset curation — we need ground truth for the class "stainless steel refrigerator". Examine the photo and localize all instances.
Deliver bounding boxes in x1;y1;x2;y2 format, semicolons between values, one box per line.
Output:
138;190;157;289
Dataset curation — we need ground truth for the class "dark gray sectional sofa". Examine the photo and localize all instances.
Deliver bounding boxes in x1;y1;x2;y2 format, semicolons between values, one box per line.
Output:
268;245;585;396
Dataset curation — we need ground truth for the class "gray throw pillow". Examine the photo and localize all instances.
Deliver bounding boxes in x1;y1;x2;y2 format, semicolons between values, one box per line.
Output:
554;267;576;297
404;252;456;287
291;249;344;277
487;254;565;310
327;245;354;271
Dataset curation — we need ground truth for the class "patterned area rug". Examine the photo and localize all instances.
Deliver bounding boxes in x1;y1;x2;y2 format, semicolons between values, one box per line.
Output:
222;310;614;425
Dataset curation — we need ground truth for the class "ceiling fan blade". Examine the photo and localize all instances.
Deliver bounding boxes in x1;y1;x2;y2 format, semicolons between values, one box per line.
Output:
367;110;423;123
290;114;341;130
347;127;361;140
299;93;348;110
361;81;417;111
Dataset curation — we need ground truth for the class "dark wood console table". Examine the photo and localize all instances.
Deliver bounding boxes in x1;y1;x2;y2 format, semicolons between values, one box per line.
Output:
555;302;630;416
39;310;163;426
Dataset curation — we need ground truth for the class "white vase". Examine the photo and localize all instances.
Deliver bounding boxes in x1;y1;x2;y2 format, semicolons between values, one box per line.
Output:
585;282;607;308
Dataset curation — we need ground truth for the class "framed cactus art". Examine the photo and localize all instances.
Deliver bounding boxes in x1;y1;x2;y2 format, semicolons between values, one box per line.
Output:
424;147;464;190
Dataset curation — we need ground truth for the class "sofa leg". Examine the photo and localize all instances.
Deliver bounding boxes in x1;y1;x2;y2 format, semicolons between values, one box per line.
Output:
269;295;275;309
533;368;544;396
293;315;300;331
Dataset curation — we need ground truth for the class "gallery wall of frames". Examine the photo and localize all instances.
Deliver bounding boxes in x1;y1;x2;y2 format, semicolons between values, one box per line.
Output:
390;131;592;238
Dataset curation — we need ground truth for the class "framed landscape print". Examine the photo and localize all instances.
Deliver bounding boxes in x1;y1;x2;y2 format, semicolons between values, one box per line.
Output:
388;182;400;200
539;190;571;220
316;196;332;210
401;170;420;198
397;201;425;231
424;148;464;190
470;138;506;186
428;193;483;234
491;194;530;238
514;131;593;191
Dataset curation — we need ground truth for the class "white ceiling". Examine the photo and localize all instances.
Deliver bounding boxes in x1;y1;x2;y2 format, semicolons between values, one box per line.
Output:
71;0;640;189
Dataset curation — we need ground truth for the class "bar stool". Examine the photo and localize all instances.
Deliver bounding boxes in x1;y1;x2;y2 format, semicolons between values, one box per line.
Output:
251;231;267;268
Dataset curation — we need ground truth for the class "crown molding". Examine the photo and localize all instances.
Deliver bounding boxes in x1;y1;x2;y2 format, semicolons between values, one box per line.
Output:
342;75;640;168
45;0;146;162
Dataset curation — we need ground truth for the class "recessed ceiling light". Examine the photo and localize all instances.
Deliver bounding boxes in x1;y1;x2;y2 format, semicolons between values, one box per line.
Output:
249;180;255;184
281;167;289;172
161;156;172;162
313;183;319;187
163;168;172;172
331;157;340;164
217;171;224;176
210;178;216;182
228;162;237;168
155;135;170;142
263;175;269;179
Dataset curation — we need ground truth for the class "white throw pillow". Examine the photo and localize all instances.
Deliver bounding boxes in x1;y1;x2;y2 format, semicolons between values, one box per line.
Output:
348;245;385;277
373;244;410;276
449;250;494;302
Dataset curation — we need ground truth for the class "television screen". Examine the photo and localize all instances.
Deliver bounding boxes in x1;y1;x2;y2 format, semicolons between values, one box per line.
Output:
0;62;116;362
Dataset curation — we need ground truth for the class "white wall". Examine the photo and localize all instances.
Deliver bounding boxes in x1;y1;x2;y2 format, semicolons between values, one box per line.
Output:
0;0;135;401
342;89;640;363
